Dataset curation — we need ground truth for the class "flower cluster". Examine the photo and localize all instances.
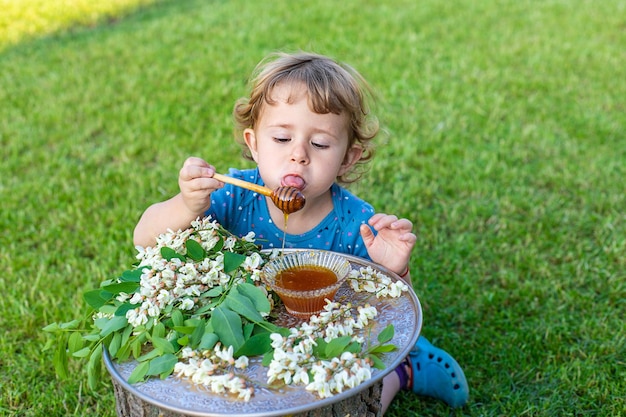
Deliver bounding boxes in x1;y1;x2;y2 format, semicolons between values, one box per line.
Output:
174;344;254;401
348;265;409;298
45;216;407;403
124;217;266;327
267;301;378;397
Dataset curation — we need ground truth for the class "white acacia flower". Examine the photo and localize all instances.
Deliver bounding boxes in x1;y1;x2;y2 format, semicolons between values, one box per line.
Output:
292;367;310;385
156;289;173;307
129;292;144;305
126;308;148;327
116;292;130;303
242;252;263;272
142;300;160;317
242;231;256;242
179;298;194;310
356;305;377;327
92;311;113;320
270;333;284;349
234;356;249;369
214;344;235;364
224;236;237;250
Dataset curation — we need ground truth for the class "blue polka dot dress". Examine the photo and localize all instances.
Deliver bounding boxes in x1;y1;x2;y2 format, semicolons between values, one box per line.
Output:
205;168;374;259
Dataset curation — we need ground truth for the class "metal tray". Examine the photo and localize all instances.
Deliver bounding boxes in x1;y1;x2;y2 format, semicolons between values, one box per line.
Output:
104;252;422;417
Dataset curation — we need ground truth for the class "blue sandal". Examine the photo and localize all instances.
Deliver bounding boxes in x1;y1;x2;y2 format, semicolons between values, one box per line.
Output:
404;336;469;408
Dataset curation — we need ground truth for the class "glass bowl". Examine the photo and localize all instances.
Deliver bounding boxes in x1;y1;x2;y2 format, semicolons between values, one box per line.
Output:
262;251;351;319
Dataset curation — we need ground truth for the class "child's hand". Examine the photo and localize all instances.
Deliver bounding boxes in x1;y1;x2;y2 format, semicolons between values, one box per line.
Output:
360;213;417;278
178;157;223;216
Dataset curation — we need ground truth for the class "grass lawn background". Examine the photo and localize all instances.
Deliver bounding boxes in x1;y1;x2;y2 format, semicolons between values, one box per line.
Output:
1;0;624;416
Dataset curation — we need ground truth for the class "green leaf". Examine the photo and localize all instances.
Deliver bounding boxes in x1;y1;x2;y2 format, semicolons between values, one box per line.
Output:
198;332;219;350
59;320;81;330
72;347;91;358
102;281;139;294
210;306;245;351
369;344;398;354
108;332;122;357
345;341;363;354
151;336;176;354
189;322;205;348
172;326;196;335
42;322;60;333
243;323;254;339
43;338;55;351
262;350;274;367
87;344;103;390
211;237;224;253
185;239;206;261
68;332;84;354
147;353;178;377
377;324;395;344
137;348;161;362
83;334;101;342
225;290;264;323
116;343;131;361
53;339;69;380
97;315;128;337
171;309;184;328
130;332;148;359
223;251;246;274
203;286;223;297
235;332;272;357
257;322;290;336
99;304;117;315
312;337;328;358
128;361;150;384
121;268;143;282
324;336;353;358
194;301;218;316
114;303;135;316
367;353;386;370
161;247;186;262
152;322;166;339
83;289;112;309
236;283;271;313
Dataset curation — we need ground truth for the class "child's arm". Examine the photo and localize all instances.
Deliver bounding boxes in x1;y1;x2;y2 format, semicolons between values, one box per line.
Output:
133;157;224;247
360;213;417;281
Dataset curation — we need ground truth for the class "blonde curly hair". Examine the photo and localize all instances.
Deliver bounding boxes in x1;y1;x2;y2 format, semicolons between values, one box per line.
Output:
233;51;378;184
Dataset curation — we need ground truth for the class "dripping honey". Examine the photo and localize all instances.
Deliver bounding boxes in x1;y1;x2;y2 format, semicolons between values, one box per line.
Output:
281;213;288;253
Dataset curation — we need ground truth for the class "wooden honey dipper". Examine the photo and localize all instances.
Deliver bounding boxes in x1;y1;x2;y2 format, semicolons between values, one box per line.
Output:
212;173;306;214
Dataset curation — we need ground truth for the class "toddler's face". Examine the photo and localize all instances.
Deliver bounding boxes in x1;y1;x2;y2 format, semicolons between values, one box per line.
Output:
244;83;361;202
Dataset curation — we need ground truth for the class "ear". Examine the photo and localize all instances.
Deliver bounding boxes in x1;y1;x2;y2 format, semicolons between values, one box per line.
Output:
243;128;260;162
338;145;363;176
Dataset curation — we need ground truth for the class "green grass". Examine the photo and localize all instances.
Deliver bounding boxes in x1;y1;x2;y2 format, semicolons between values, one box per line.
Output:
1;0;625;416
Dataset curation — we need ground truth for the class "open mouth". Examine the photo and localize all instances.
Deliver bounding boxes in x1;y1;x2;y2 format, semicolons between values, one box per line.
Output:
281;174;305;190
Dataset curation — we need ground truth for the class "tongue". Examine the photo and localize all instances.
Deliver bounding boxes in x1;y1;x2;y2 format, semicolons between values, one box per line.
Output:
282;175;305;189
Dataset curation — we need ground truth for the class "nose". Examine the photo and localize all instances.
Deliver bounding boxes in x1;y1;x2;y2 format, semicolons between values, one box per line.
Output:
290;142;309;165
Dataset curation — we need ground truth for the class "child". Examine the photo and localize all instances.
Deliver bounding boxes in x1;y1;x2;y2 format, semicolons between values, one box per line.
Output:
134;51;469;411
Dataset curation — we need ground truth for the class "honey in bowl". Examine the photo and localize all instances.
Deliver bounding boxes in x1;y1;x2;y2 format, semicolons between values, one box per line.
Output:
276;266;339;316
262;251;351;320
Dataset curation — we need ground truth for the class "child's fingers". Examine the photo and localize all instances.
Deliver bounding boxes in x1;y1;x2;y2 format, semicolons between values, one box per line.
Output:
359;224;375;246
368;213;397;229
179;162;215;182
369;213;414;232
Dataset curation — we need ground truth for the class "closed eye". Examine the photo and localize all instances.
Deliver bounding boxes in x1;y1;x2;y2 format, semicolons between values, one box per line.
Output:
273;137;291;143
312;142;330;149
